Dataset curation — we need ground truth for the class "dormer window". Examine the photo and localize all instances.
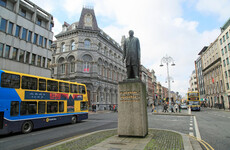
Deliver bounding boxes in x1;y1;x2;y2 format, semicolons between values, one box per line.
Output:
72;24;75;30
62;26;67;32
84;14;92;27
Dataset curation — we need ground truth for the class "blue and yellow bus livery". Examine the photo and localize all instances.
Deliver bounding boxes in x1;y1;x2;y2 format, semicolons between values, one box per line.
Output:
0;70;88;134
187;91;201;111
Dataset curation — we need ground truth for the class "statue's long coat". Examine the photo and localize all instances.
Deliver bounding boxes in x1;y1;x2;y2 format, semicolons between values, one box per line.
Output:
123;37;140;66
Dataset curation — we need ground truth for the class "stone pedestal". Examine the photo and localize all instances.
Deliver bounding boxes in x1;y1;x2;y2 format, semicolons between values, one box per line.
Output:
118;79;148;137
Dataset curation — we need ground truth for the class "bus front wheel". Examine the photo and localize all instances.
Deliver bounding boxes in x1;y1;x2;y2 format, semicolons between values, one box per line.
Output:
21;121;33;134
71;116;77;124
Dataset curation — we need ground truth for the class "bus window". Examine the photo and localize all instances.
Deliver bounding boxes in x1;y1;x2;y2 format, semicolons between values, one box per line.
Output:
22;76;37;90
38;101;45;114
10;101;19;116
47;102;58;113
39;79;46;91
20;101;37;115
70;84;78;93
59;82;69;93
1;73;20;89
47;80;58;92
80;102;88;111
59;102;64;112
79;85;86;94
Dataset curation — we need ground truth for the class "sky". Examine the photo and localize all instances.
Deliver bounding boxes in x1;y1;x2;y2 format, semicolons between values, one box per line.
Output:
31;0;230;97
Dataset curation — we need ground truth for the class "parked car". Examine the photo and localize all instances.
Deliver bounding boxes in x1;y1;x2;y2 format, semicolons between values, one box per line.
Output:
181;104;187;109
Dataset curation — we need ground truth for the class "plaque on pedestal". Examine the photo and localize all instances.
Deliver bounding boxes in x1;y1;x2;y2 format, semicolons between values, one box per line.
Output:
118;79;148;137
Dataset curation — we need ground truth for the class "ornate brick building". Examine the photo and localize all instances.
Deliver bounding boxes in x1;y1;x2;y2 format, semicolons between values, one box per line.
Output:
51;7;126;110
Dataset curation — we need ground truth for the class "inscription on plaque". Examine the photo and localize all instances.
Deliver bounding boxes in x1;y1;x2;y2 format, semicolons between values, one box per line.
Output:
120;91;140;102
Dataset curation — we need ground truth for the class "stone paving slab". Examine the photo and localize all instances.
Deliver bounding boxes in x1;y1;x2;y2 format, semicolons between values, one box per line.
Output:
42;129;192;150
86;135;152;150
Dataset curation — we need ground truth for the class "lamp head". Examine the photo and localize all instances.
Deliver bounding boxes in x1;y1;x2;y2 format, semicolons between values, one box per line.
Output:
171;63;175;66
160;64;164;67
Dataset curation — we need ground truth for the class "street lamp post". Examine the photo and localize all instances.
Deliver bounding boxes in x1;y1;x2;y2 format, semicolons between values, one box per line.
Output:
160;55;175;108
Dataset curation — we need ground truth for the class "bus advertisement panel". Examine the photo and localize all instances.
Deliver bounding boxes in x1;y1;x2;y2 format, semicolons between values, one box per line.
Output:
0;70;88;134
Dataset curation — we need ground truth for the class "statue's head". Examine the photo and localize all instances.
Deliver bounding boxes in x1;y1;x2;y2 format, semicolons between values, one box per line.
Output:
129;30;134;37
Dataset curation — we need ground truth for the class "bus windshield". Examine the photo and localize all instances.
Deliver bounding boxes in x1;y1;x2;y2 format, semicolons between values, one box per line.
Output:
188;93;199;97
188;101;200;105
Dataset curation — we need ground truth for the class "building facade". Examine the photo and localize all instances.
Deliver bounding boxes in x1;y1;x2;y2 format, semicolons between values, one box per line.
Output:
219;18;230;109
141;65;153;105
162;86;168;101
201;39;225;108
0;0;54;77
51;7;126;110
156;82;162;103
195;48;207;101
150;69;157;104
189;70;198;92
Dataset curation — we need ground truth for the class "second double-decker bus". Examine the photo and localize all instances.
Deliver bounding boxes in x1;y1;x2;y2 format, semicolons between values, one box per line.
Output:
187;91;201;111
0;69;88;134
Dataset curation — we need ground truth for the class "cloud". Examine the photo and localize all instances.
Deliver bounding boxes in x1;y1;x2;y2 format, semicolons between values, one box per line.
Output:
196;0;230;21
62;0;83;19
30;0;223;96
29;0;57;13
53;17;63;40
95;0;221;96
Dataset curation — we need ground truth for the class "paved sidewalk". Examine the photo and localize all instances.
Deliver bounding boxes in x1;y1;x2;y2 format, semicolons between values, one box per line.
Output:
38;129;202;150
86;135;152;150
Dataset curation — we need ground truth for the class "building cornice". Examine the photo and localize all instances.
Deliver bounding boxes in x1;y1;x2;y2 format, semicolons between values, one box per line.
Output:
202;57;221;73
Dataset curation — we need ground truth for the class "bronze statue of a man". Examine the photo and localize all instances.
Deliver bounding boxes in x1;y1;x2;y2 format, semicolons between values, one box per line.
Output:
123;30;140;79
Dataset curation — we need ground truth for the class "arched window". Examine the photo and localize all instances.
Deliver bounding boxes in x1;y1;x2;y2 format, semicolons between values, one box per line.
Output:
82;54;93;73
58;57;65;74
104;47;108;56
84;39;91;49
71;41;75;50
68;56;75;73
109;64;113;79
104;62;108;78
61;43;65;52
98;58;103;75
98;43;101;51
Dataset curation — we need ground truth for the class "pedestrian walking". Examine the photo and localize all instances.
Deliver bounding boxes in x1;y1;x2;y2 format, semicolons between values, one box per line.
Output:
179;104;182;113
175;103;178;112
163;103;168;113
151;104;155;112
113;105;116;112
171;104;175;113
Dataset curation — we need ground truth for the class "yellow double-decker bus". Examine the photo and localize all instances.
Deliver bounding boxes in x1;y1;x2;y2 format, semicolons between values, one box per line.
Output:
187;91;201;111
0;69;88;134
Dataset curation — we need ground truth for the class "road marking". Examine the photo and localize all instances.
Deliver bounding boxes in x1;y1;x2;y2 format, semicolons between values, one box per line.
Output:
194;116;201;141
189;132;194;136
189;127;193;130
190;123;193;126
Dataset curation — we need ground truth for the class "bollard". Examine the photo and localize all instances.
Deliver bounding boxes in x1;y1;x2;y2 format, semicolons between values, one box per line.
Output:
188;106;191;114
